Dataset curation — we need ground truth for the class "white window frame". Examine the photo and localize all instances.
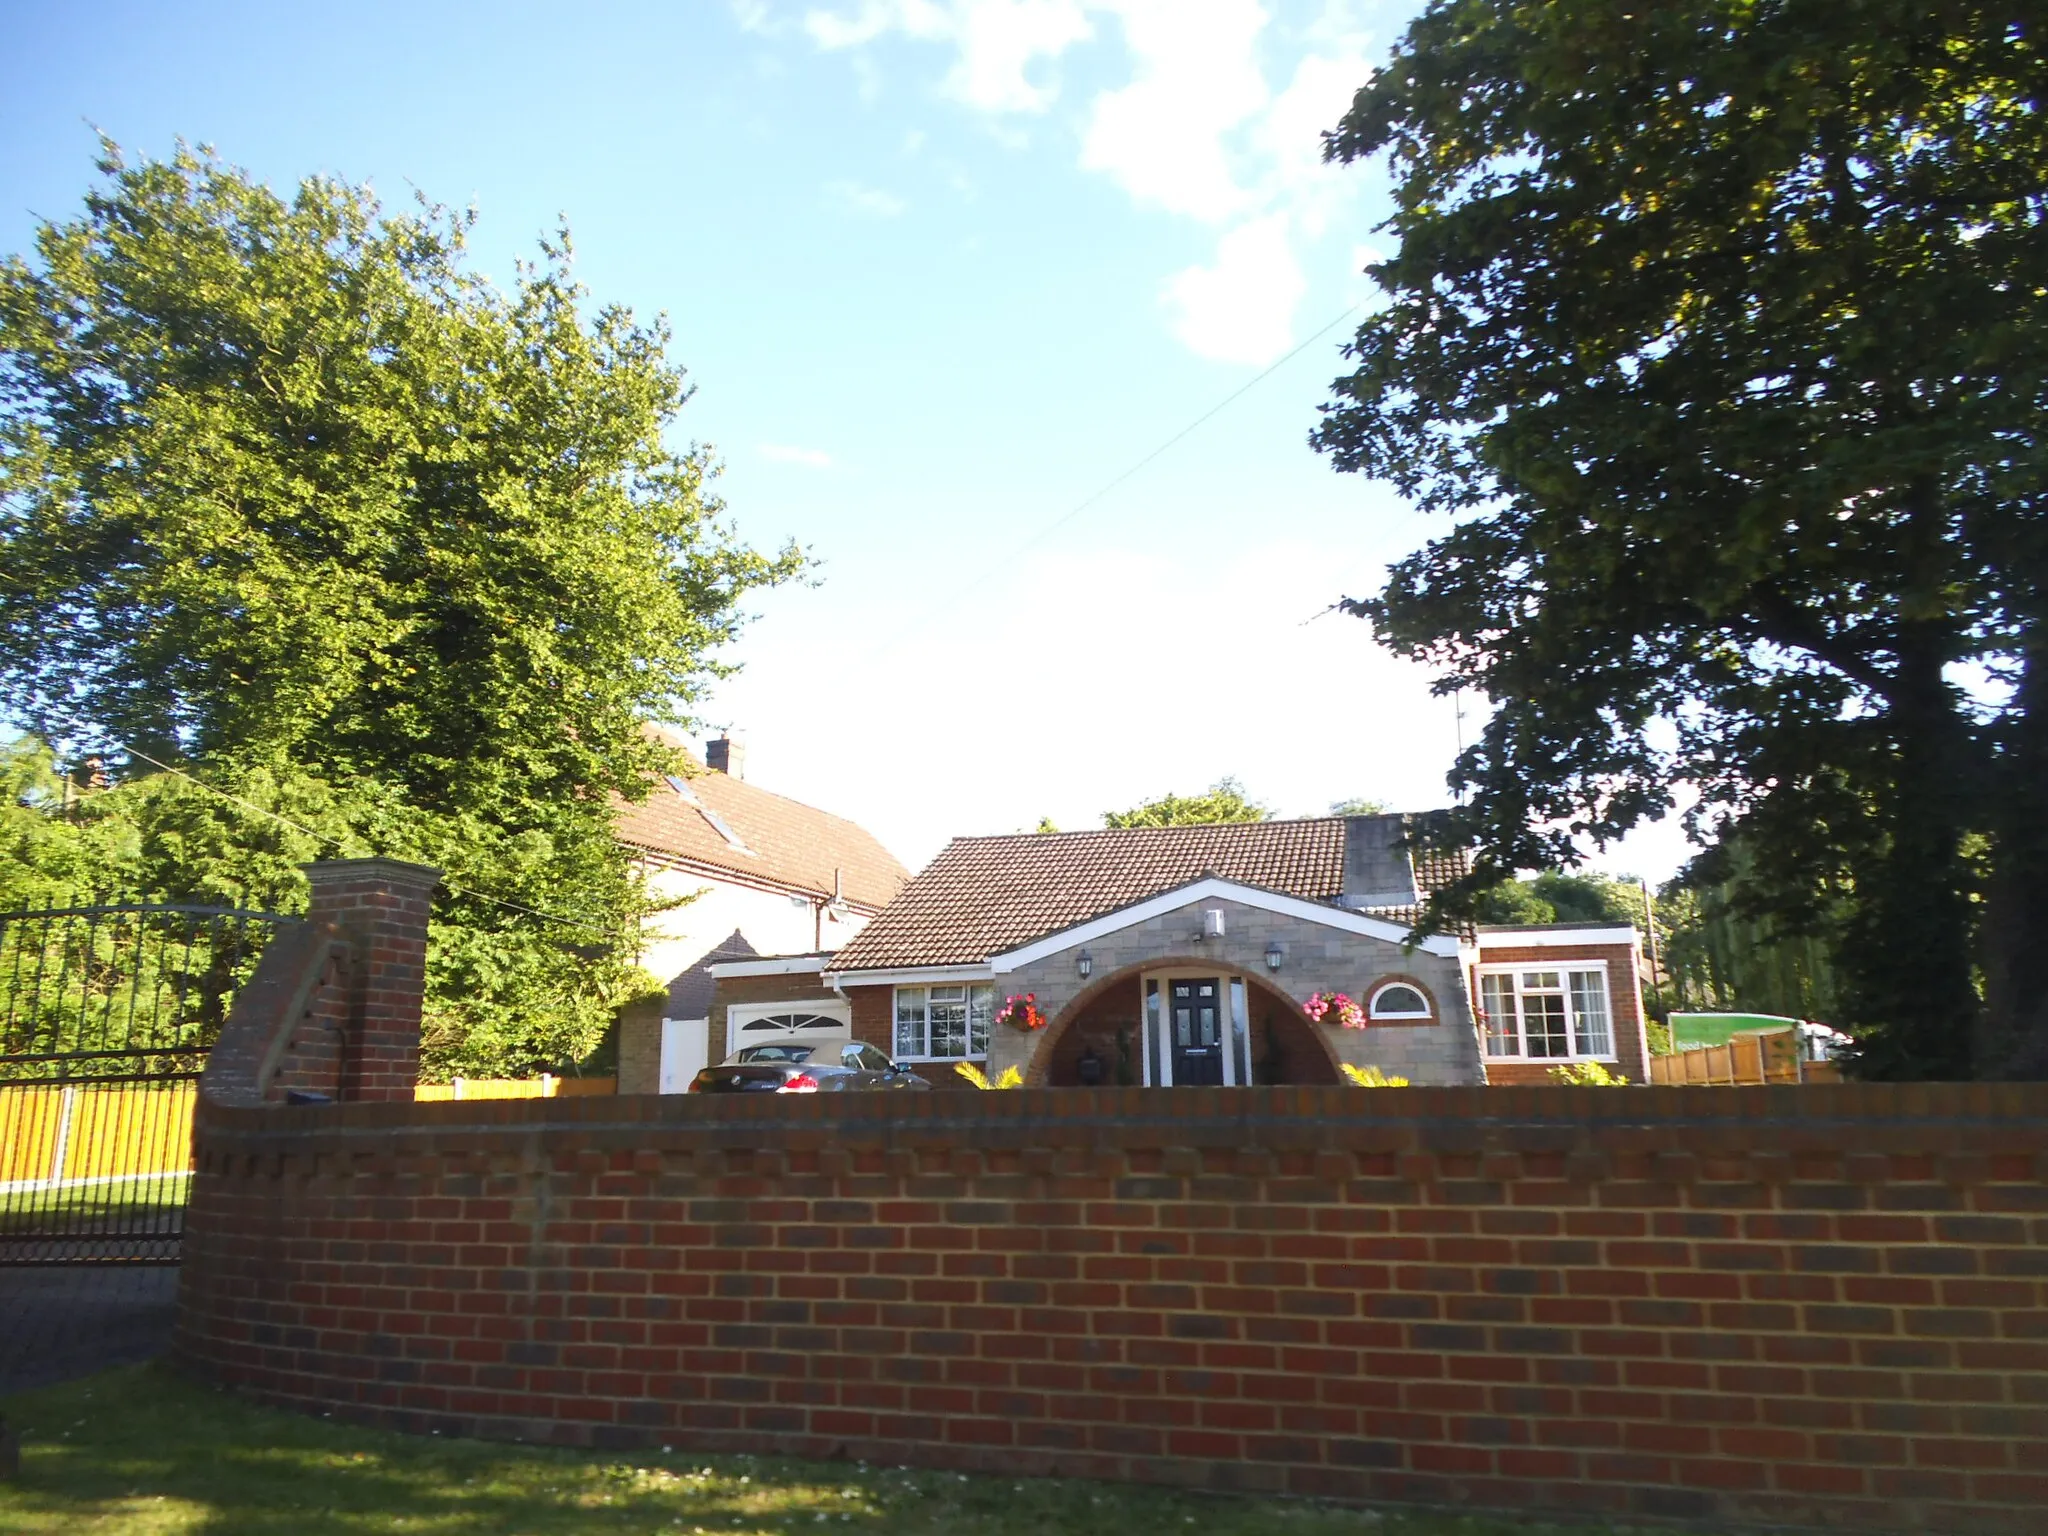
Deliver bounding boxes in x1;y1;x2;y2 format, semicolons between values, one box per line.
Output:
726;1000;851;1038
1475;963;1617;1062
1366;980;1434;1021
892;983;995;1062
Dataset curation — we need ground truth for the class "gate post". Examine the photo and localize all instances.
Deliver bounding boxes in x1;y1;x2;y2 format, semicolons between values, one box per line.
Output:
303;858;441;1103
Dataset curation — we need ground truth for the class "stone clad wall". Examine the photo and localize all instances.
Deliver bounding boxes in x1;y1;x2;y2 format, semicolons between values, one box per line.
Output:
176;1082;2048;1534
988;896;1484;1087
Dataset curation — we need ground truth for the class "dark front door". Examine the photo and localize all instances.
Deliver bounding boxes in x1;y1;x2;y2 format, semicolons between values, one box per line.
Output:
1169;978;1225;1086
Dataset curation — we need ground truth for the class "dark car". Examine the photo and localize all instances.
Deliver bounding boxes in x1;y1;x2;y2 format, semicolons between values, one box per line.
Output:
688;1040;932;1094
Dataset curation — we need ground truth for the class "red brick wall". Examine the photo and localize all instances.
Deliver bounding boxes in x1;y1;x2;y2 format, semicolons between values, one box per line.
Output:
1474;943;1650;1084
176;1082;2048;1533
302;860;439;1104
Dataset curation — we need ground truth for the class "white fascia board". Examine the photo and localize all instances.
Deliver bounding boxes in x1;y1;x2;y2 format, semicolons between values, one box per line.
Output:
706;955;835;979
990;877;1461;973
820;964;996;989
1477;927;1639;950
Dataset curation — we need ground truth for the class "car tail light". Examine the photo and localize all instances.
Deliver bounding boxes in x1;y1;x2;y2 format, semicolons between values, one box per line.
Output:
778;1073;820;1094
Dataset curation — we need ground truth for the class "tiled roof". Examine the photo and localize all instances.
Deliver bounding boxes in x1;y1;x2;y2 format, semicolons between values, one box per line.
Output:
830;816;1466;971
614;751;909;910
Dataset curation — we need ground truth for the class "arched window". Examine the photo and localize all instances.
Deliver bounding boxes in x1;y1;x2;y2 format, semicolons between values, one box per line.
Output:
739;1012;847;1035
1368;982;1433;1021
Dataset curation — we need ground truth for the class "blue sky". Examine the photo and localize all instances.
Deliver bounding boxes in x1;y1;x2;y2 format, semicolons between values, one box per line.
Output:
4;0;1690;883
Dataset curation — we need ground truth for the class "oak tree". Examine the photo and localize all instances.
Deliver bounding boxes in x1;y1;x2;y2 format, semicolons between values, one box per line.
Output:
1317;2;2046;1077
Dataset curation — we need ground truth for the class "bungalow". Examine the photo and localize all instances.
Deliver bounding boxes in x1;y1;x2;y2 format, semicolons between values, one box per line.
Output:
698;813;1651;1089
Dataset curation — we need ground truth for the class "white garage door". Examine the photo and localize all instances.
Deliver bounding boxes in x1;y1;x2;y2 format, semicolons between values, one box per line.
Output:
728;1002;852;1059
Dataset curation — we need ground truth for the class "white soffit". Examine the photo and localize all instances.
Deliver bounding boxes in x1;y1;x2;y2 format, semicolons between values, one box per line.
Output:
820;964;997;989
707;955;834;979
1476;927;1639;949
990;877;1461;971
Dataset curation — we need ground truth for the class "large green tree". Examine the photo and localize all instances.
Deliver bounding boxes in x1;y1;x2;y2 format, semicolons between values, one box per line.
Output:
1316;2;2046;1078
0;145;801;1075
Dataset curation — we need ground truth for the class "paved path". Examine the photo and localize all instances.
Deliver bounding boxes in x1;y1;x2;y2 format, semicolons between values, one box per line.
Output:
0;1266;180;1395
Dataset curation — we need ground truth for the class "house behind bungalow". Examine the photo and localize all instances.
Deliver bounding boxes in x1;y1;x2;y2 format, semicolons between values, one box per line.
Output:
612;732;909;1091
697;813;1652;1090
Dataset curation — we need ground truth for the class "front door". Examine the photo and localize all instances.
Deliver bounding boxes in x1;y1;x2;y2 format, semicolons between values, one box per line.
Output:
1169;978;1225;1086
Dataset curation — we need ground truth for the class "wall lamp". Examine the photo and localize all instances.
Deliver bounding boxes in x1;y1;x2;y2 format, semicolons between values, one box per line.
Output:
1264;941;1285;972
1076;949;1093;980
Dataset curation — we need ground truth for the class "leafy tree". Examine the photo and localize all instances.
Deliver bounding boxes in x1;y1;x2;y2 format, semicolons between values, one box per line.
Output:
1316;2;2048;1078
1657;842;1846;1025
1327;797;1390;817
1103;777;1271;829
0;146;801;1076
1473;870;1645;928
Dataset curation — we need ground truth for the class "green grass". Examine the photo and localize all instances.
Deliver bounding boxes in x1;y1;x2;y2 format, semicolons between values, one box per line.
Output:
0;1364;1682;1536
0;1173;188;1234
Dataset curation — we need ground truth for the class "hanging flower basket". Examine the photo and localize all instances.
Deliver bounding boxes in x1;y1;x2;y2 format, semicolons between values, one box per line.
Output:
1303;990;1365;1029
996;992;1048;1031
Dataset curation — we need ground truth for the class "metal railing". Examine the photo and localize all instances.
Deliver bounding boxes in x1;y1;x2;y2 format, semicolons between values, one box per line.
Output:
0;900;290;1264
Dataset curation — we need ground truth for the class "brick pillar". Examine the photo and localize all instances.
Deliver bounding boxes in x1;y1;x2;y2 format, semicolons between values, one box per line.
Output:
303;857;442;1103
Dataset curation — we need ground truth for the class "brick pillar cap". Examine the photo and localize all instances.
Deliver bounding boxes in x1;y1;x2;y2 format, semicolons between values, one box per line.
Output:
302;857;443;891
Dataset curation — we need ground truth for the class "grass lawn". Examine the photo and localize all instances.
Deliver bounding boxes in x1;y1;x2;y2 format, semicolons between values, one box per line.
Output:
0;1363;1675;1536
0;1173;189;1234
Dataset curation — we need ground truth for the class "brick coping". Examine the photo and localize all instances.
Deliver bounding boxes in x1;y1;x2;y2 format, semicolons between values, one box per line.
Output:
195;1080;2048;1150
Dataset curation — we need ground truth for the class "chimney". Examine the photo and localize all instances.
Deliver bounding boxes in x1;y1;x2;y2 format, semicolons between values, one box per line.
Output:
1339;813;1420;910
706;733;746;779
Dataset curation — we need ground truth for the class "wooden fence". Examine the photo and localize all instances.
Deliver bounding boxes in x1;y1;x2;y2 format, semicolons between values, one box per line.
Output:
0;1078;197;1189
1648;1030;1842;1085
413;1075;616;1102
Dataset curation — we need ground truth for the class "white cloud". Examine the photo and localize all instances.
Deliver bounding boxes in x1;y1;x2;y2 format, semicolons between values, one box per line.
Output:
1079;0;1269;222
787;0;1381;361
1161;212;1305;365
824;178;908;216
804;0;1089;113
758;443;836;468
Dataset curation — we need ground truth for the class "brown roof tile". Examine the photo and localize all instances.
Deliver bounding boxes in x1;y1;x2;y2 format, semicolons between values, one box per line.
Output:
831;816;1464;971
614;759;909;911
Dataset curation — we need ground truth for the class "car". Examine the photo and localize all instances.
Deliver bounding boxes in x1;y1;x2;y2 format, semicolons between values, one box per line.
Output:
688;1039;932;1094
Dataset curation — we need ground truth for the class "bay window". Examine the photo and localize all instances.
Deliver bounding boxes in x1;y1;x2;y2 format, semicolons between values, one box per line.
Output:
893;984;994;1060
1477;966;1614;1060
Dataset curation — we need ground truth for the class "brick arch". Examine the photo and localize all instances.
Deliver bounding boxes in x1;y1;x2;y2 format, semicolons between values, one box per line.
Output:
1025;958;1342;1086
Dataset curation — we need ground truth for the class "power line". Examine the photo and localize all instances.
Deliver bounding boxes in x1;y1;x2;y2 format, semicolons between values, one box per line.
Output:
115;745;613;933
870;303;1361;656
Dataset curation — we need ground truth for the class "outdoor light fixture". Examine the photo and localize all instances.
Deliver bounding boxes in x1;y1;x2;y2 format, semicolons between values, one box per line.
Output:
1077;950;1093;980
1264;941;1284;972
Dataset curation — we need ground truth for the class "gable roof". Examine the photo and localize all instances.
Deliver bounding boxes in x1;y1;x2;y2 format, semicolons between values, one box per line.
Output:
614;747;909;910
828;815;1467;971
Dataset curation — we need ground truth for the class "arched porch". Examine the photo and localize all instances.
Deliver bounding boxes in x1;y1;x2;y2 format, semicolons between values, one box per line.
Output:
1026;958;1341;1087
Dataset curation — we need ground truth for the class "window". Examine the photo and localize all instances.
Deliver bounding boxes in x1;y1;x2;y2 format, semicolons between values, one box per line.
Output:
1477;966;1614;1060
738;1012;847;1035
736;1044;816;1063
1367;982;1432;1021
893;984;994;1060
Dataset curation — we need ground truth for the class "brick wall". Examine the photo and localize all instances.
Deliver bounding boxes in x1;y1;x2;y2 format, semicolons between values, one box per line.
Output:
301;860;440;1103
615;997;666;1096
177;1082;2048;1533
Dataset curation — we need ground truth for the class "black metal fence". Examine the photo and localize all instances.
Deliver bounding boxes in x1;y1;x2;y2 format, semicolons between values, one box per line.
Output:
0;900;289;1266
